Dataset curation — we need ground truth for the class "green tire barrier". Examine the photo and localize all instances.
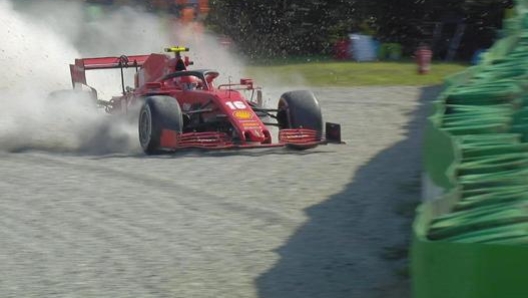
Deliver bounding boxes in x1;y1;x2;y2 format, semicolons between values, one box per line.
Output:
412;1;528;297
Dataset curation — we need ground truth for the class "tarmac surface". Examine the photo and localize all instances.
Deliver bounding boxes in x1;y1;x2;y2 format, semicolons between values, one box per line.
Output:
0;86;441;298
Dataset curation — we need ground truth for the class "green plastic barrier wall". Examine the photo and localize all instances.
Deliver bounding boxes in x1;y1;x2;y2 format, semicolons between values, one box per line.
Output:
412;1;528;297
413;198;528;298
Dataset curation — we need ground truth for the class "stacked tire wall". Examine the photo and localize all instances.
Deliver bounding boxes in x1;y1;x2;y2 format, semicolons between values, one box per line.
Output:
413;1;528;297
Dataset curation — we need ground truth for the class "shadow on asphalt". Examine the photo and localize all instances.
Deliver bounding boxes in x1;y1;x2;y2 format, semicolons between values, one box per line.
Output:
9;139;338;159
255;85;444;298
83;147;336;160
155;147;334;158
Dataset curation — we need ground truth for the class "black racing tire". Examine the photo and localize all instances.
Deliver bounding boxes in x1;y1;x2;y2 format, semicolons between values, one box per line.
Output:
277;90;323;140
138;95;183;155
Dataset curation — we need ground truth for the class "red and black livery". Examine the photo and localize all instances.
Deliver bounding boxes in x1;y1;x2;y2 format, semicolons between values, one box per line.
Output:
67;46;342;154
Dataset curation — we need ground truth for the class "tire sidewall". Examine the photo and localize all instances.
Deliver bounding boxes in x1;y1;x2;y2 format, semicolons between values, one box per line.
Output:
138;101;156;152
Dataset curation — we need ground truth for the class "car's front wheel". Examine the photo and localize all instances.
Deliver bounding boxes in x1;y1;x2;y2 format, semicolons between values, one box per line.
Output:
277;90;323;140
138;95;183;154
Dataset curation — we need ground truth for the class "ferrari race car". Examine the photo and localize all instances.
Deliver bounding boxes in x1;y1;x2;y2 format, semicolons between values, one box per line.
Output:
65;46;342;154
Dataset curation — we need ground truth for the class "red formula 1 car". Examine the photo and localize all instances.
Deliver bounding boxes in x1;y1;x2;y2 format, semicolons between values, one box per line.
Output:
67;46;342;154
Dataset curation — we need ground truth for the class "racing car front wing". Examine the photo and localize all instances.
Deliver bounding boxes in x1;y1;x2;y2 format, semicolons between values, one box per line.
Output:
158;123;343;150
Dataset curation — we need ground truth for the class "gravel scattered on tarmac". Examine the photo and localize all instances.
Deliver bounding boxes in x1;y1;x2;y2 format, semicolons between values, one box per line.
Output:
0;86;441;298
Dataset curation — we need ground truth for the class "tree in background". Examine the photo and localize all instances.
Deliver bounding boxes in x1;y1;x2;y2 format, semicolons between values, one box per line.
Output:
205;0;515;59
206;0;358;58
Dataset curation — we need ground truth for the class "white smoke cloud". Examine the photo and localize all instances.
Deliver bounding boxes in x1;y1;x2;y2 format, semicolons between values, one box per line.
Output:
0;0;94;153
0;0;164;154
0;0;79;92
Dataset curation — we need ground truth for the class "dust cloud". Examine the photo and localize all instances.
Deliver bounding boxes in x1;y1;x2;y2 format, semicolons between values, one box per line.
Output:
0;0;144;153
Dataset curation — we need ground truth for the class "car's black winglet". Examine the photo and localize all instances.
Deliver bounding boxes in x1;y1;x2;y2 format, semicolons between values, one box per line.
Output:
325;122;345;144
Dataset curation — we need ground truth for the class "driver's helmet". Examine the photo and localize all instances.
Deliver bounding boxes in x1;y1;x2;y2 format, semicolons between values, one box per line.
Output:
179;75;201;90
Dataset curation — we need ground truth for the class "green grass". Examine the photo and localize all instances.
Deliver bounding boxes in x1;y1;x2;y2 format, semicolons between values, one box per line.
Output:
247;59;469;87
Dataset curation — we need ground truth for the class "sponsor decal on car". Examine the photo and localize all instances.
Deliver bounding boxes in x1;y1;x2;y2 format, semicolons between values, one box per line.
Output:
233;110;253;120
240;120;260;128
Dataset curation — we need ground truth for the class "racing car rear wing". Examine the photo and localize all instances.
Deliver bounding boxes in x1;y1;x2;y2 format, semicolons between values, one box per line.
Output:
70;55;150;87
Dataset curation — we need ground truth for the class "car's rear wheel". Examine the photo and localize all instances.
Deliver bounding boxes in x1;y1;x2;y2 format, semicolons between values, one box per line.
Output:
139;95;183;155
277;90;323;140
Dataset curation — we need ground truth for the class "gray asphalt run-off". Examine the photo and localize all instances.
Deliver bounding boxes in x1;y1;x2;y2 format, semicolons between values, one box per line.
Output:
0;86;441;298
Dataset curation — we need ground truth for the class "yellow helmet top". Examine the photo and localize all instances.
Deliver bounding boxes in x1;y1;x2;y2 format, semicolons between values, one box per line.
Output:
164;46;190;54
